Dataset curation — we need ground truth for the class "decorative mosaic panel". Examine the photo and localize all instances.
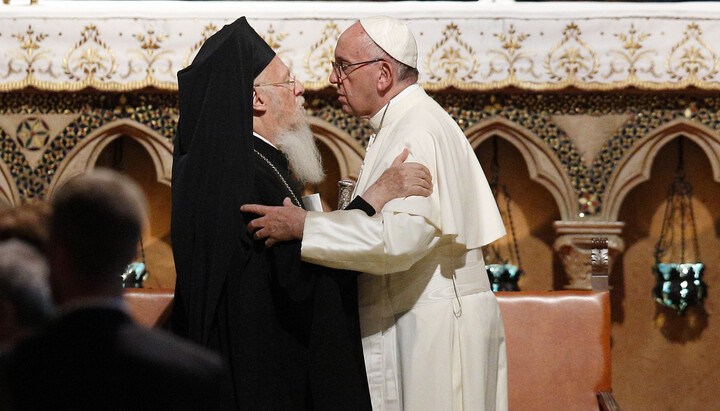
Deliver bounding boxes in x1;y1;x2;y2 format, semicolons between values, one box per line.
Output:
308;92;720;215
2;91;720;215
0;93;177;200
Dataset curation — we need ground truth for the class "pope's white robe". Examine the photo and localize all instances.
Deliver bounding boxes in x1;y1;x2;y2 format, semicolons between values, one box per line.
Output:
302;85;508;411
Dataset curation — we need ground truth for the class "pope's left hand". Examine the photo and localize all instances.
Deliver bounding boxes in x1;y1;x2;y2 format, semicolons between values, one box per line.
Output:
241;197;307;247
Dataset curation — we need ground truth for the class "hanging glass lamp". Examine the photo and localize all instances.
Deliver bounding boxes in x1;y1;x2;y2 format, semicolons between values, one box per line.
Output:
652;137;707;314
122;225;150;288
484;137;524;292
122;261;149;288
109;136;150;288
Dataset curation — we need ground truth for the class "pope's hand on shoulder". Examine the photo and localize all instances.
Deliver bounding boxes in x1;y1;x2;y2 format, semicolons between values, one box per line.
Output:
241;149;433;248
242;197;306;247
362;148;433;211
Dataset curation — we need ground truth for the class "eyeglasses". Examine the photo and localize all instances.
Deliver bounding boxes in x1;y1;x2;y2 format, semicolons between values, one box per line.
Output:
254;75;297;90
331;59;384;79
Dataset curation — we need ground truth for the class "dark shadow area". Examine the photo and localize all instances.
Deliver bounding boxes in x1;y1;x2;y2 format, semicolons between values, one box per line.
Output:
653;304;709;343
609;252;625;324
551;252;565;292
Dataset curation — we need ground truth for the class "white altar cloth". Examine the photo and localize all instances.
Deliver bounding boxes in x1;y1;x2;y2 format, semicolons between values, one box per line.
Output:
3;1;720;91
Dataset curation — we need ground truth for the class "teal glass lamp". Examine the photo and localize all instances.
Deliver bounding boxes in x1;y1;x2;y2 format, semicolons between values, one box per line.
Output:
122;237;149;288
652;137;706;314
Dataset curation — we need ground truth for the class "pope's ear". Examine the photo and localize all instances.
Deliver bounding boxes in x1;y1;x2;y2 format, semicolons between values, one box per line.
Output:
252;88;267;114
376;61;394;93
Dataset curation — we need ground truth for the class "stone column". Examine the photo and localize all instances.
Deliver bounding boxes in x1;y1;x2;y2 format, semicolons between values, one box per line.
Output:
553;221;625;290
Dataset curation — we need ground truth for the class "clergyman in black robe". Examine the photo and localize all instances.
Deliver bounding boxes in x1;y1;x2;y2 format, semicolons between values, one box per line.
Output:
171;17;375;410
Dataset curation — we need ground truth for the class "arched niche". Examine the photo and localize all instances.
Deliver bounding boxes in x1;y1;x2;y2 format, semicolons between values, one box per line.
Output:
95;136;175;289
47;119;173;197
612;134;720;411
308;117;365;181
465;117;576;221
0;160;20;207
46;119;175;288
603;119;720;221
307;117;365;210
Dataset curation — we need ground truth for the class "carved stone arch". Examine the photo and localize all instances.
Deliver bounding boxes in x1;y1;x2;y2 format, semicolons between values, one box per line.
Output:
603;119;720;221
47;119;173;197
308;116;365;181
465;117;576;221
0;160;20;207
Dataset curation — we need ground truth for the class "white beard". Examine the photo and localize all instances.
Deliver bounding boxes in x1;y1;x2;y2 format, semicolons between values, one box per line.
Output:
275;118;325;185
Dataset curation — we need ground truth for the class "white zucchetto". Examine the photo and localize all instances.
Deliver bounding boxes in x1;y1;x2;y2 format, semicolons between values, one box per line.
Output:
359;16;418;69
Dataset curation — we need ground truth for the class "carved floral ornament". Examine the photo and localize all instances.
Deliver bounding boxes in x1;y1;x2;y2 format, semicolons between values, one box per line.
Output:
2;16;720;91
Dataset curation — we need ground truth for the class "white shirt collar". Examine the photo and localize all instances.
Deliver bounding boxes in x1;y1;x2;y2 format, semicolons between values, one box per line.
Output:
253;131;277;149
369;83;420;131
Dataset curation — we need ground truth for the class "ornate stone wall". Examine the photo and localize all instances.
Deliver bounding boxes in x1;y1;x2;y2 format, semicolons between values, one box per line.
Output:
4;91;720;292
3;3;720;410
6;91;720;208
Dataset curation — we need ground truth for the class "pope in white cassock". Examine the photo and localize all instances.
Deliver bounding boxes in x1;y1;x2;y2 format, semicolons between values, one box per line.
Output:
243;16;508;411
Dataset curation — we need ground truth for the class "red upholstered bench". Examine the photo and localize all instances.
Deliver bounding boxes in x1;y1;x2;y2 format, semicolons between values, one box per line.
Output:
122;240;621;410
495;238;620;411
496;290;618;410
123;288;174;329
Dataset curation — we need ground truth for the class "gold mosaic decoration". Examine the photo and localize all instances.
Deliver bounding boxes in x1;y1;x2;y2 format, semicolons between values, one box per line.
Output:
122;25;173;80
665;23;719;82
63;25;118;83
544;23;598;82
16;117;50;151
4;91;720;215
486;24;539;80
3;15;720;92
303;22;340;87
424;23;479;84
605;24;660;79
263;24;288;52
261;25;293;71
0;93;178;199
2;25;56;80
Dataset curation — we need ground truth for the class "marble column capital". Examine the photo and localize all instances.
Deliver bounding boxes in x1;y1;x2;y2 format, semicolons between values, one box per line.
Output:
553;221;625;290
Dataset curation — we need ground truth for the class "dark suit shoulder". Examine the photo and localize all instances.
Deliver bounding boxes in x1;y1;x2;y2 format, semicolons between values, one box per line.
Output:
3;307;224;411
121;324;224;374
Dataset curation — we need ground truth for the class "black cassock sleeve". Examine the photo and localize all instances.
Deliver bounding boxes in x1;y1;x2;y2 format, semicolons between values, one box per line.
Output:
307;195;374;411
346;195;376;216
262;194;374;301
247;168;373;410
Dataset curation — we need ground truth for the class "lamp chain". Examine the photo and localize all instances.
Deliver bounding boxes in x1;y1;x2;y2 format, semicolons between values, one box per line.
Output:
503;185;522;270
488;137;522;268
654;137;701;264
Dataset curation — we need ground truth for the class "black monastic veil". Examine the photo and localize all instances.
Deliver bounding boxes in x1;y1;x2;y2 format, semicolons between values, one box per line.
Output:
171;17;371;410
172;15;274;351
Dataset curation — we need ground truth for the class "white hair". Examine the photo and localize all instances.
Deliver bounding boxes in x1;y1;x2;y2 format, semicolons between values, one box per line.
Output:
360;29;418;83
